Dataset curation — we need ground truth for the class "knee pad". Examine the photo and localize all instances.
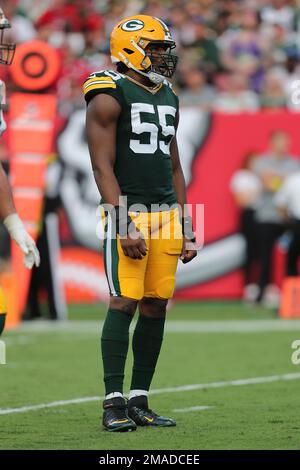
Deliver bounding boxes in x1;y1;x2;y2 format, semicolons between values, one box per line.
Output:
119;278;145;301
151;275;176;300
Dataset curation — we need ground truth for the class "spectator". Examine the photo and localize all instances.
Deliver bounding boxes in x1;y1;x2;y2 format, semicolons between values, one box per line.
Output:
261;0;295;31
179;67;215;107
181;17;221;76
213;72;259;112
230;152;262;298
218;8;265;92
275;172;300;276
281;50;300;111
252;130;300;302
260;70;287;109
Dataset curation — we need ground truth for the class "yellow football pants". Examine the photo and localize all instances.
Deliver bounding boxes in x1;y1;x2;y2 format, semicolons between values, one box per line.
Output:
103;208;183;300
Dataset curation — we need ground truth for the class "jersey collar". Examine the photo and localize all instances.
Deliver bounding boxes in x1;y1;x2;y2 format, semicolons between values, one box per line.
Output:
124;75;163;94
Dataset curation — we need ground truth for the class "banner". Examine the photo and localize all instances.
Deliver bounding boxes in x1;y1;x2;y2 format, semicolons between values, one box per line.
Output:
55;109;300;301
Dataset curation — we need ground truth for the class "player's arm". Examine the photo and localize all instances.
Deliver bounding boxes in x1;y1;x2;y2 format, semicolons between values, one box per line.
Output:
0;163;16;219
0;163;40;268
85;93;123;206
170;111;197;264
85;93;147;259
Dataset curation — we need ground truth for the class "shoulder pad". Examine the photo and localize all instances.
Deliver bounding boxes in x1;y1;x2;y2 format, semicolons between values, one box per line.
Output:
83;70;123;96
163;78;172;88
163;79;177;96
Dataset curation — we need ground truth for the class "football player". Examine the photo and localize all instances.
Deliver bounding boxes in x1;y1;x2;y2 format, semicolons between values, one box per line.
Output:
0;7;40;336
84;15;197;432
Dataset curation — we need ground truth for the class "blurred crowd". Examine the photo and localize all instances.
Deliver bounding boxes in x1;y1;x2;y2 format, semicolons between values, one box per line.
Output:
3;0;300;113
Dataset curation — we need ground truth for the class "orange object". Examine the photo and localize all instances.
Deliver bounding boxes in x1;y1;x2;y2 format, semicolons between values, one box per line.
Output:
8;93;57;321
279;277;300;318
10;40;61;91
9;93;57;154
5;42;61;326
10;157;47;188
13;189;44;222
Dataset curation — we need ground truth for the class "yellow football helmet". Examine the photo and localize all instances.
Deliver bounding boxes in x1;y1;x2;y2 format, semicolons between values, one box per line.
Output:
110;14;178;84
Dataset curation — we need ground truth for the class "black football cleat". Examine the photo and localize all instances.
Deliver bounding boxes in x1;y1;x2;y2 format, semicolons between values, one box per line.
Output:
102;397;137;432
128;396;176;427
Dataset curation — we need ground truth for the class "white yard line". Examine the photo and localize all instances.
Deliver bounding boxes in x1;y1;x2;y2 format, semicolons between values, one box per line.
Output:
6;319;300;334
173;406;214;413
1;372;300;416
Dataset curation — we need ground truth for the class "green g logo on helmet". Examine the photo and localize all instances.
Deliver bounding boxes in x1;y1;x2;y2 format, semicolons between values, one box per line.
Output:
121;19;144;32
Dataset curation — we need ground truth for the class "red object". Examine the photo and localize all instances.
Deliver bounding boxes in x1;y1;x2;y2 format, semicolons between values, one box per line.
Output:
280;277;300;318
8;92;57;318
10;40;61;91
36;3;104;32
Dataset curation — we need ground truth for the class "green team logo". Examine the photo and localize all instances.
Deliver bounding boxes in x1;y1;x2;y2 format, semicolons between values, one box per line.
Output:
121;19;144;32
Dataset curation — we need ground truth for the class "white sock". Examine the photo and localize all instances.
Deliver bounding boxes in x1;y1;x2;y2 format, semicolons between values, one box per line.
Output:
105;392;123;400
128;389;148;400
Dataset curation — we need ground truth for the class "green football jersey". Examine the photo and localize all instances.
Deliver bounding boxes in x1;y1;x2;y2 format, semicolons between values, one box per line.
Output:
83;69;178;209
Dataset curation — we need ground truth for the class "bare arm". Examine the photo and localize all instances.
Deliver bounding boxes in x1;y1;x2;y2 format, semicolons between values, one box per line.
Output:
0;162;40;268
85;93;123;206
0;162;16;220
85;93;147;259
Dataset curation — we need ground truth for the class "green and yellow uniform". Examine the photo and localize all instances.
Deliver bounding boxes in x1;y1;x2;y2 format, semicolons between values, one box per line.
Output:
83;70;182;300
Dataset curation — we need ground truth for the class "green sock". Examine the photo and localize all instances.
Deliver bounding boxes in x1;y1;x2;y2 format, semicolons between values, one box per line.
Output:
130;314;166;391
0;313;6;336
101;309;133;395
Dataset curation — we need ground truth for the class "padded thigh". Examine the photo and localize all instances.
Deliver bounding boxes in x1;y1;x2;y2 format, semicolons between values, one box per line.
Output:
104;209;182;300
144;209;182;299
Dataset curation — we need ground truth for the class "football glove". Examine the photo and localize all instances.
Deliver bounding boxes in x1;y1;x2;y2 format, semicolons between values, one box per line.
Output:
3;213;40;269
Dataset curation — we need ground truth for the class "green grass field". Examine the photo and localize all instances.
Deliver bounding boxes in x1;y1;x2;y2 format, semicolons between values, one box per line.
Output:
1;301;300;450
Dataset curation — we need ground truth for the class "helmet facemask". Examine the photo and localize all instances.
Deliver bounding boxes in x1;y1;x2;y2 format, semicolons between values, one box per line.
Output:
0;10;16;65
144;41;178;80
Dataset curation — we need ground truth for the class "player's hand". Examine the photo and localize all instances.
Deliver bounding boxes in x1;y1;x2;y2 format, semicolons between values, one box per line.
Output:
3;213;40;269
16;231;40;269
180;237;197;264
120;227;147;260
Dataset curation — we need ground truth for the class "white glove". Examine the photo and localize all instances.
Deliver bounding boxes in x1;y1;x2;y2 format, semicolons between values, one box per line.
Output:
3;213;40;269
